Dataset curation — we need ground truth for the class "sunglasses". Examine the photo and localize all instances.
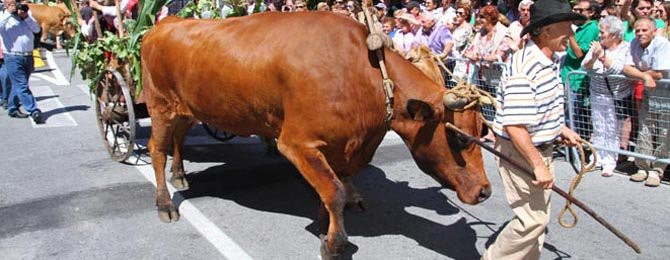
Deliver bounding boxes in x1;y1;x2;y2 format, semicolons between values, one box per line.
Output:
456;11;465;16
296;4;306;8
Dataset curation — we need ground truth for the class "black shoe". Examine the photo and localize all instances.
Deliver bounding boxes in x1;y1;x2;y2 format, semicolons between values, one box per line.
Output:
31;110;44;124
0;101;6;110
9;110;29;118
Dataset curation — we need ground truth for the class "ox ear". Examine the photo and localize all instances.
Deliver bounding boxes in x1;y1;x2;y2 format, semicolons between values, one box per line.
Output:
406;99;435;121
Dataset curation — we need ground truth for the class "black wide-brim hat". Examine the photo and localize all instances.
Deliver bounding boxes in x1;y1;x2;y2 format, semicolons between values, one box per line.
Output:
520;0;587;36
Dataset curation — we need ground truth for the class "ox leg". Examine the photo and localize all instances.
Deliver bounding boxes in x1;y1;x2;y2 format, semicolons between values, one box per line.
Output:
56;33;63;49
169;117;192;190
40;25;49;44
342;176;365;212
277;139;347;259
148;114;180;223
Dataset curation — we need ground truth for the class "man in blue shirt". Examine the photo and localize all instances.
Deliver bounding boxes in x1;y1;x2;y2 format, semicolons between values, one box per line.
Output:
0;0;43;123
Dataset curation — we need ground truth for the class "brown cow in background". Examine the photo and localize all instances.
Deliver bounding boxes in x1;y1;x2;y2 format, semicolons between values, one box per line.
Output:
27;3;75;49
141;13;491;259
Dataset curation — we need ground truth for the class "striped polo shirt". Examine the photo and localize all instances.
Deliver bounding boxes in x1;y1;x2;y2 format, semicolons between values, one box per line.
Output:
492;40;565;146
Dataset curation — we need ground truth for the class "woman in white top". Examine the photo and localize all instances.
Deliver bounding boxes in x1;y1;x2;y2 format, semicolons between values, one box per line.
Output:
450;4;473;58
581;15;631;177
392;14;419;55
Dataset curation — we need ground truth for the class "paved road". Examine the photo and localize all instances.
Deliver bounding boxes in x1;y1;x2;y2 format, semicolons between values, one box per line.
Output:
1;50;668;259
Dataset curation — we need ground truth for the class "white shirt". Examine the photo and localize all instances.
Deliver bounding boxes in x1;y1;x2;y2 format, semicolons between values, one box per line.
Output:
438;6;456;26
625;35;670;78
0;11;40;53
392;30;415;54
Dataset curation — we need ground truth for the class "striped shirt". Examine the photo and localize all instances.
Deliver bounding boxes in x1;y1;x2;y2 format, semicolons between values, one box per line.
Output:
493;40;565;146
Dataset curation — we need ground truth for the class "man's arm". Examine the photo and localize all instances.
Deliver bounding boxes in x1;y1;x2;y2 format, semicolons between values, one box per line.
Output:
438;41;454;60
645;70;663;80
568;35;585;59
23;11;40;34
623;65;657;87
505;125;555;189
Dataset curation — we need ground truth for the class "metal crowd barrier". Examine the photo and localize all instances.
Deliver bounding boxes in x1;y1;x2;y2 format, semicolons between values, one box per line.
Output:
565;71;670;171
443;57;506;125
440;57;574;161
439;58;670;173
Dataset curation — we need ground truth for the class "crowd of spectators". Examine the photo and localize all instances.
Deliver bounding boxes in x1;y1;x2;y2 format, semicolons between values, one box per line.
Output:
236;0;670;186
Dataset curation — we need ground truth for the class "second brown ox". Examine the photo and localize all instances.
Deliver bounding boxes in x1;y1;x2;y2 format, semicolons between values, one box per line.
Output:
27;3;75;49
141;13;491;258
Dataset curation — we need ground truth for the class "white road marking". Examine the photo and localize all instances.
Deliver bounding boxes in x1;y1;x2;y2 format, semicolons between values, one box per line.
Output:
32;73;64;85
30;85;78;128
74;83;254;259
43;51;70;86
134;164;254;260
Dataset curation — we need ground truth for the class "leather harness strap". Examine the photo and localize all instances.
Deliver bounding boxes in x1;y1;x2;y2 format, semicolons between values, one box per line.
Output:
359;6;395;125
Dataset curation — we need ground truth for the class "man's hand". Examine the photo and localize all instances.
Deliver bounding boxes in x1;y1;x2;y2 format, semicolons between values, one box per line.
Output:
643;73;657;88
561;126;581;147
531;163;554;189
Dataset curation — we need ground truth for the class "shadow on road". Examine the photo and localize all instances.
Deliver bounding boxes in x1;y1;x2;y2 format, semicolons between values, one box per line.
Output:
173;142;484;259
36;94;59;101
41;105;90;121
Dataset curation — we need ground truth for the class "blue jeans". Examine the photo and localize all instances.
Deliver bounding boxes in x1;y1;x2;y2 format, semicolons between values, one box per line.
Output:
5;53;37;114
0;62;9;103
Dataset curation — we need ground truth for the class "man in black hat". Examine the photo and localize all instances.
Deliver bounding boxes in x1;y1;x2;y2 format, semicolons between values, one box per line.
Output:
483;0;584;259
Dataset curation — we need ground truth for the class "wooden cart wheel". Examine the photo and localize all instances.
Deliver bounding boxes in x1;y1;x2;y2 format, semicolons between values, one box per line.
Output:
95;69;136;162
202;123;236;142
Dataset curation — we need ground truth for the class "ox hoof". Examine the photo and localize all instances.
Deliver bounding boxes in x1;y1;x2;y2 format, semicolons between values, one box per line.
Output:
170;176;189;190
319;235;341;260
157;206;180;223
346;200;366;213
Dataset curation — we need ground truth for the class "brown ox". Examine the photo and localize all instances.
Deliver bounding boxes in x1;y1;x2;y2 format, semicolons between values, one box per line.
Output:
405;45;446;87
27;3;75;49
141;13;491;258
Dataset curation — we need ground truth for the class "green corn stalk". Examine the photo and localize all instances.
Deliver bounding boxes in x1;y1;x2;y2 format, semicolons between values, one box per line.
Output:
63;0;172;96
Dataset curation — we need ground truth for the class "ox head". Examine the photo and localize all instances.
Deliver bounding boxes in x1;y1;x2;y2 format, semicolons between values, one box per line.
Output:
393;86;493;205
62;16;77;39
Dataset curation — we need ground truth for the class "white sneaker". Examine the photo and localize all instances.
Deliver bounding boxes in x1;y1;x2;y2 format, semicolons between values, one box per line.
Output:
645;171;661;187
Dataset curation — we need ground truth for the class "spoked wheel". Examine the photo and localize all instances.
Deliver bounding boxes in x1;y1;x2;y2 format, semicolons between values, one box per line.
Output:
202;123;236;142
95;69;136;162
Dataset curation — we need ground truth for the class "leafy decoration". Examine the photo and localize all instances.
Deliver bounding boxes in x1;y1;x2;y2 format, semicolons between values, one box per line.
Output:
64;0;171;96
177;0;221;18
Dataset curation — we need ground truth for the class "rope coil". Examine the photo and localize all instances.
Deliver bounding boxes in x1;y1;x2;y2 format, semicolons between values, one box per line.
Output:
558;139;597;228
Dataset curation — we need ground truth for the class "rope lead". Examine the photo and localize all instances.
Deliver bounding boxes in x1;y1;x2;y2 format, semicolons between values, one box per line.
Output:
558;140;598;228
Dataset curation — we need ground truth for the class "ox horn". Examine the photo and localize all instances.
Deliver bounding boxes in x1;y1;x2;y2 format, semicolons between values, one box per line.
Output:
443;93;469;110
